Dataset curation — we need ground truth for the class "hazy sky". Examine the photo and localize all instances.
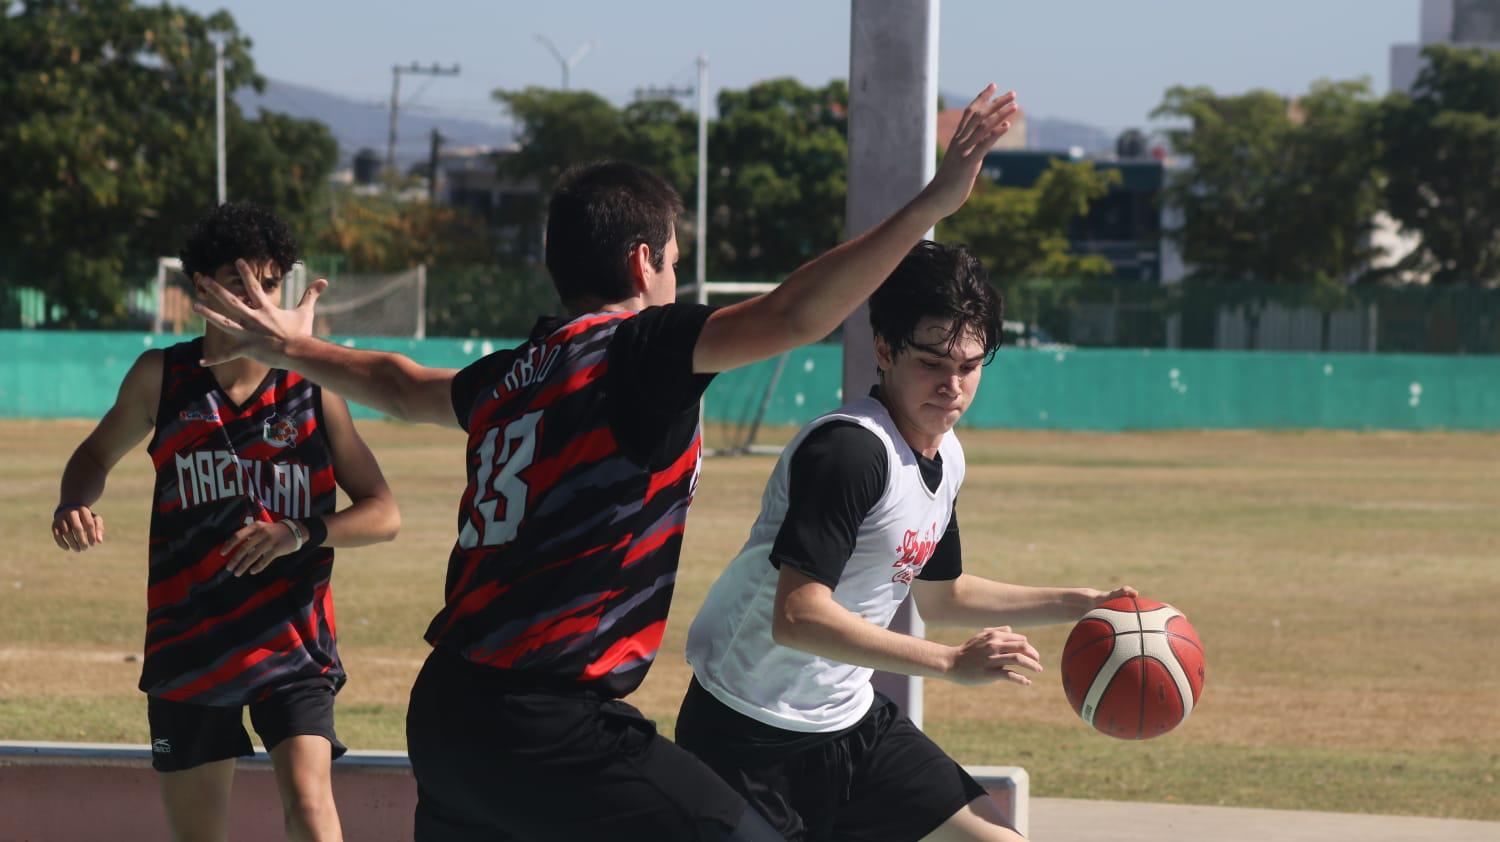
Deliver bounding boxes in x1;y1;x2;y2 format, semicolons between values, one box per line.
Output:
172;0;1422;132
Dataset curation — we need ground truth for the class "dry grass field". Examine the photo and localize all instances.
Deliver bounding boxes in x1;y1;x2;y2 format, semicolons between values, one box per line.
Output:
1;419;1496;819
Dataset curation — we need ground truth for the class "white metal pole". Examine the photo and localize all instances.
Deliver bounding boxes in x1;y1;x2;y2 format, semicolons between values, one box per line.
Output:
845;0;939;728
153;261;166;335
696;52;709;307
416;264;428;340
215;38;227;205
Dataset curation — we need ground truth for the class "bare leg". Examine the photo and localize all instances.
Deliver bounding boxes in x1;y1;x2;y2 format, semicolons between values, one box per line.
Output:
921;795;1027;842
158;758;236;842
269;735;343;842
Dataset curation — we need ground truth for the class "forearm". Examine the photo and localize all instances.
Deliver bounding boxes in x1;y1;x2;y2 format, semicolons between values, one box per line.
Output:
273;337;451;425
309;495;400;548
774;603;955;680
930;577;1097;628
58;447;109;508
763;196;943;344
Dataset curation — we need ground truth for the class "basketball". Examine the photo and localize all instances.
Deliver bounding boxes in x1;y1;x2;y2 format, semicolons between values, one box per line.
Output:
1060;596;1205;740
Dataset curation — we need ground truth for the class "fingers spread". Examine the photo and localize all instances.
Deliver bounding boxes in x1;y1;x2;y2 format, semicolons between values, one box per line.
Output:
300;278;328;310
237;259;271;304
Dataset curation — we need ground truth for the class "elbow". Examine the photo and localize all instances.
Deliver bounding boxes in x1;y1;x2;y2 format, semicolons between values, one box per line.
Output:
771;600;820;649
367;497;401;543
380;504;402;543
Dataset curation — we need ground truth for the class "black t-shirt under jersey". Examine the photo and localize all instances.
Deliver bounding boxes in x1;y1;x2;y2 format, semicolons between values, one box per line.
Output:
450;304;717;464
769;420;962;588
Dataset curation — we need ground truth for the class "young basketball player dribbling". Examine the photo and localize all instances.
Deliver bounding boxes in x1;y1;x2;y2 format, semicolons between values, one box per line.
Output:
193;86;1018;842
677;241;1136;841
51;203;400;842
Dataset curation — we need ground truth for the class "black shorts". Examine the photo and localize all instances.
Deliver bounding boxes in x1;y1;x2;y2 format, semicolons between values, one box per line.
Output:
406;646;755;842
146;677;347;773
675;677;989;842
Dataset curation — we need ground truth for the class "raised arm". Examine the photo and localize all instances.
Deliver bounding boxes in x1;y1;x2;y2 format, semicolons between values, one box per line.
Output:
193;260;460;427
692;84;1019;374
52;350;161;552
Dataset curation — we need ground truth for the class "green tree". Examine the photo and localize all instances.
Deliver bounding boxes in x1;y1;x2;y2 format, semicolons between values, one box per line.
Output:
940;158;1117;281
1377;45;1500;283
0;0;337;327
493;88;626;187
708;78;849;277
1152;80;1382;284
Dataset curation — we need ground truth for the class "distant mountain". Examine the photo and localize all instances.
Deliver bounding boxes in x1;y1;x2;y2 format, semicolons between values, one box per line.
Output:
1025;116;1117;156
938;90;1117;156
235;78;511;168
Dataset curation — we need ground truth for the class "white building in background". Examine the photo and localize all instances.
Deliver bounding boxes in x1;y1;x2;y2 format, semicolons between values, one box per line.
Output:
1391;0;1500;93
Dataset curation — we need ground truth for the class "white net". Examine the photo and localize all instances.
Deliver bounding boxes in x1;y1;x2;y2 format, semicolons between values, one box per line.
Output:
292;266;426;339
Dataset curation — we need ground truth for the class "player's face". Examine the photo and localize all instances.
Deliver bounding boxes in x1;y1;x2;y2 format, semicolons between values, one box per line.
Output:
197;259;283;311
877;318;986;443
642;229;680;307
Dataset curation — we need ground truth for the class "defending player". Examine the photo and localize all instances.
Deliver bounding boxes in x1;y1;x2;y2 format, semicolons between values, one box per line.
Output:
50;203;400;842
677;241;1136;842
191;86;1019;841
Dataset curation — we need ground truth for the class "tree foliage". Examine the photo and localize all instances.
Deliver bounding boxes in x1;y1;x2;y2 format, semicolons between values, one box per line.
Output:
1376;45;1500;284
0;0;336;326
939;158;1117;282
1152;80;1383;284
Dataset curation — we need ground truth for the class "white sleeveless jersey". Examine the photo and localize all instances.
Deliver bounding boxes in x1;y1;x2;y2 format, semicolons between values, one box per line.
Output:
685;395;964;732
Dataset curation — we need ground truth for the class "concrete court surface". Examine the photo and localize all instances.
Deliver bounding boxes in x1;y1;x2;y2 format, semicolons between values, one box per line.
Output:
1029;797;1500;841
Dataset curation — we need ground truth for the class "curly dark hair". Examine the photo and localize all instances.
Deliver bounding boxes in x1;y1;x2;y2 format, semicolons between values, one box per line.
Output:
179;202;299;281
869;240;1006;364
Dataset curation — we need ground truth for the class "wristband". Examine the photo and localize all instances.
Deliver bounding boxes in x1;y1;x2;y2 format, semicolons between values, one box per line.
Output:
301;516;328;549
281;519;306;553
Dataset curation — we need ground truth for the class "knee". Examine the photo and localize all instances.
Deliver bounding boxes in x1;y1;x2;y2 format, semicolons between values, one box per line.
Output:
281;779;338;831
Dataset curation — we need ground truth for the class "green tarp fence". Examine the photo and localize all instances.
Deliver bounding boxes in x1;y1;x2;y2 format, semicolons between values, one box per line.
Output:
3;331;1497;431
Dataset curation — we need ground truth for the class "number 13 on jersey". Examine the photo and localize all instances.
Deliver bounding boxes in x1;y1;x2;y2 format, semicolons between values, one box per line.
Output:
459;411;542;549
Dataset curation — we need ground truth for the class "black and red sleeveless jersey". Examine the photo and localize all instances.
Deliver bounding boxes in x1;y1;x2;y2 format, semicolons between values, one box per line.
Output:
427;306;714;698
141;338;341;705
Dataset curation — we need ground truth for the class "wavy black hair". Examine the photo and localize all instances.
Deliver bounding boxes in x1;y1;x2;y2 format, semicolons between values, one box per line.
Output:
179;202;299;282
545;162;683;306
868;240;1005;364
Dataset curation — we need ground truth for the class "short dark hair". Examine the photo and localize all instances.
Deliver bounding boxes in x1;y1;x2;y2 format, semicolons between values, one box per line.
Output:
179;202;298;282
869;240;1005;364
545;162;683;306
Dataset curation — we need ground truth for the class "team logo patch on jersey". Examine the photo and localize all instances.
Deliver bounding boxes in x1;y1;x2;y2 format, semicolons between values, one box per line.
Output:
892;522;942;584
263;413;299;448
179;409;220;423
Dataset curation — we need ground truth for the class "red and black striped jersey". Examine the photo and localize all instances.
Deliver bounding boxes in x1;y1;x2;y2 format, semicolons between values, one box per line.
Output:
141;338;341;705
427;305;716;698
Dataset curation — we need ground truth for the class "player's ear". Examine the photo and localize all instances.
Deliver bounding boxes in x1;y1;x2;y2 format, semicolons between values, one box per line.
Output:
626;242;652;294
874;335;896;374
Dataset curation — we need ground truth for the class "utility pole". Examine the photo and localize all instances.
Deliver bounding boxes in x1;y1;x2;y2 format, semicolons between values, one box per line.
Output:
386;62;460;181
428;128;444;203
535;35;596;90
213;36;227;204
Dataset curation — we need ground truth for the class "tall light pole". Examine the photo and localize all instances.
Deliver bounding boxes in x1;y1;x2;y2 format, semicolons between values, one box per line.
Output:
214;36;227;205
535;34;596;90
695;52;709;305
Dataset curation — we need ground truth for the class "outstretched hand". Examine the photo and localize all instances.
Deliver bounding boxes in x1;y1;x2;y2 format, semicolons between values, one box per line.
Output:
192;259;327;366
918;83;1020;219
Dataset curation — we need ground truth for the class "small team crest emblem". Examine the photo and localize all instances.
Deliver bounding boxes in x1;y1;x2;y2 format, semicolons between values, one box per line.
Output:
263;413;299;448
